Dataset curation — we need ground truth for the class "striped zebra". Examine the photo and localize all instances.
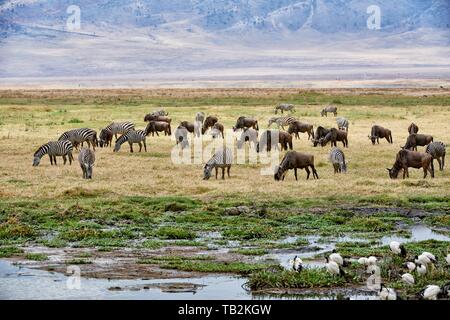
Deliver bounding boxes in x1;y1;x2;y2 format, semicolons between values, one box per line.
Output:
275;104;295;114
105;121;135;140
321;105;338;117
33;140;74;166
336;117;349;131
203;147;233;180
268;116;296;130
58;128;98;150
78;148;95;179
113;130;147;153
426;141;446;171
329;147;347;173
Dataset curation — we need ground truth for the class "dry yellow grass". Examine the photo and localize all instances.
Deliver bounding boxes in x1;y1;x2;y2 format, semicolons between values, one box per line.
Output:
0;89;449;201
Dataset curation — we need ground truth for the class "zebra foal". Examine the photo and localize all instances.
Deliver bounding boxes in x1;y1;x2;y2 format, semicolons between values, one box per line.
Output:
329;147;347;173
33;140;74;166
78;148;95;179
268;116;296;130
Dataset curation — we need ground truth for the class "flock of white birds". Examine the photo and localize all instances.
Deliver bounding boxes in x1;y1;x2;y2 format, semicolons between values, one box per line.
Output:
289;241;450;300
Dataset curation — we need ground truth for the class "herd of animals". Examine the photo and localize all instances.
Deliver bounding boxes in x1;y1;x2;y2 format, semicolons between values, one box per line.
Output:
32;103;446;181
289;242;450;300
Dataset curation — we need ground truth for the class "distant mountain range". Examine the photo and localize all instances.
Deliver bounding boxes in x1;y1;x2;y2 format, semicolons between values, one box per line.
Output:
0;0;449;86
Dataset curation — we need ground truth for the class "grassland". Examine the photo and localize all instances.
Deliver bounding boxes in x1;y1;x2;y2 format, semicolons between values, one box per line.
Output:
0;88;449;298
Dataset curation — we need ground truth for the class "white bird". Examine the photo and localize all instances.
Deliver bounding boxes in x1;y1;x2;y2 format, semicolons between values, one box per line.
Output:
416;263;427;276
358;257;368;266
401;273;415;285
326;257;344;276
422;251;436;262
378;285;397;300
415;254;432;266
329;252;344;266
404;261;416;272
366;264;378;274
389;241;406;256
420;285;441;300
446;254;450;266
289;256;303;272
367;256;378;265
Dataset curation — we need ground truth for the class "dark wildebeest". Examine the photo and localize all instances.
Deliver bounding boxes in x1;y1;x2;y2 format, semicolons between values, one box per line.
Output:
99;128;113;148
287;121;314;140
202;116;218;134
321;105;338;117
408;123;419;134
403;133;433;151
233;116;259;131
274;151;319;181
368;125;393;145
387;149;434;179
312;126;330;147
144;114;171;124
145;121;171;136
256;130;292;152
179;121;195;134
210;122;224;139
320;128;348;148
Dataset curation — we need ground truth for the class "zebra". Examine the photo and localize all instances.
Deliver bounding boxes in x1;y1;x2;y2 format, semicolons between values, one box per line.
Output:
58;128;98;150
104;121;135;140
426;141;446;171
33;140;74;166
268;116;296;130
113;130;147;153
336;117;349;131
275;104;295;114
329;147;347;173
237;128;258;149
321;105;338;117
78;148;95;179
203;147;233;180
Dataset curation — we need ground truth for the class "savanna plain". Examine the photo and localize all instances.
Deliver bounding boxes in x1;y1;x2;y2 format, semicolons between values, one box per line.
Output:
0;88;449;299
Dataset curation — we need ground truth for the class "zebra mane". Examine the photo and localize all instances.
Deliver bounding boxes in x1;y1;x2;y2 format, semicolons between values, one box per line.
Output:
115;133;128;145
34;143;49;157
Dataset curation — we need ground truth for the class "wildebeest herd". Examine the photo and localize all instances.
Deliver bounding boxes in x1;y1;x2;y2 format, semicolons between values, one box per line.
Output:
32;104;446;181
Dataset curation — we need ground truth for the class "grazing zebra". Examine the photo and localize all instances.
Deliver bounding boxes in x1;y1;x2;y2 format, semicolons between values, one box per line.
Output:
113;130;147;153
78;148;95;179
33;140;74;166
203;147;233;180
275;104;295;114
426;141;446;171
336;117;349;131
104;121;135;140
321;105;338;117
58;128;98;150
268;116;296;130
329;147;347;173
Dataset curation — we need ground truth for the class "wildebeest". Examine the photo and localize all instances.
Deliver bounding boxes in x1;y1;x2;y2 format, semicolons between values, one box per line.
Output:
320;128;348;148
368;125;393;145
321;105;338;117
237;128;258;149
210;122;224;139
202;116;218;134
256;130;292;152
145;121;171;136
275;103;295;114
403;133;433;151
99;128;113;148
149;109;168;117
175;126;189;149
408;123;419;134
287;121;314;140
312;126;330;147
426;141;446;171
274;151;319;181
387;149;434;179
233;116;259;131
179;121;195;133
144;114;171;124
